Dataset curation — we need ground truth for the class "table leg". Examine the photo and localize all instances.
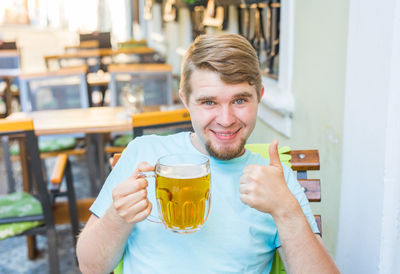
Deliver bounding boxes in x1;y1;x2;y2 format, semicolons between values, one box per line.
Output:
4;77;12;117
1;136;15;193
85;134;99;196
95;133;107;186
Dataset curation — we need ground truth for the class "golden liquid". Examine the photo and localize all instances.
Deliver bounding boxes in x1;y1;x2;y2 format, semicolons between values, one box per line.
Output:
156;173;210;232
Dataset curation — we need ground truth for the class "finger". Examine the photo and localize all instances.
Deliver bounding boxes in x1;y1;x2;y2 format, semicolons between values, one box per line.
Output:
243;164;256;174
131;161;155;178
114;188;147;211
269;140;282;167
113;178;148;199
240;193;253;207
130;199;150;216
130;202;153;223
239;182;250;194
120;198;150;222
243;165;264;179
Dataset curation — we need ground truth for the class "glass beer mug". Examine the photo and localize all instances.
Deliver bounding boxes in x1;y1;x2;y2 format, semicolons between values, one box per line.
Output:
142;153;211;234
120;84;144;115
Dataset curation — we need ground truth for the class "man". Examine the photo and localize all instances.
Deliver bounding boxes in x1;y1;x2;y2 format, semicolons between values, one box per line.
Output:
77;34;339;273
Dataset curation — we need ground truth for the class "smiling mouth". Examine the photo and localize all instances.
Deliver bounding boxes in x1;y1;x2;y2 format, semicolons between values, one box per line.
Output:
210;129;241;140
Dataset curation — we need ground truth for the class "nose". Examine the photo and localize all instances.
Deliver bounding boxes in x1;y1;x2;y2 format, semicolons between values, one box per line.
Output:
215;105;235;127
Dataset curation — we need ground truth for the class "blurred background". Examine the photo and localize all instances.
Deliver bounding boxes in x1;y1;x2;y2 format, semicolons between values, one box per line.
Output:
0;0;399;273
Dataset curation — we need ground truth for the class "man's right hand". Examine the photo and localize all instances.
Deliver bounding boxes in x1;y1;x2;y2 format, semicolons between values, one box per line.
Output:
111;161;154;224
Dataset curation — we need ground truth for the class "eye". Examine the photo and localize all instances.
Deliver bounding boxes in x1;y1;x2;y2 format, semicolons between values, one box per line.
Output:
203;101;215;106
234;98;246;104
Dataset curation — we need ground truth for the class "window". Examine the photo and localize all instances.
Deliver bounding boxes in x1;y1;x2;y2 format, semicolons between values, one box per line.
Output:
257;0;294;137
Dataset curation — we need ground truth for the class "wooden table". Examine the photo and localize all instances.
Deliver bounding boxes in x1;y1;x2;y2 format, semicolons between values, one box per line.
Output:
8;106;131;135
44;47;157;70
7;107;132;195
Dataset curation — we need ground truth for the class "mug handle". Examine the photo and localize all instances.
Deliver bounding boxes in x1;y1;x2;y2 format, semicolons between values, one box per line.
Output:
138;171;162;223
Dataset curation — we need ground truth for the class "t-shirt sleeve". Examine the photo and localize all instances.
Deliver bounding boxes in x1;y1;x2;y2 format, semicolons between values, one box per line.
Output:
274;165;320;248
89;139;140;218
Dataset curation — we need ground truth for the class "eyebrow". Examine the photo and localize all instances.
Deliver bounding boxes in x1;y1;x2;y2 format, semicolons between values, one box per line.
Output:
195;95;218;103
194;92;255;103
232;92;254;99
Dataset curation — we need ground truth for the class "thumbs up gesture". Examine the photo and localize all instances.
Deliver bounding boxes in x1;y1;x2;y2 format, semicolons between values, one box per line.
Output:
239;140;294;215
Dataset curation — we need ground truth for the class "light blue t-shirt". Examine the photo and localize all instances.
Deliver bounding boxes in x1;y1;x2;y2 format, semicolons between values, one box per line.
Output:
90;132;319;274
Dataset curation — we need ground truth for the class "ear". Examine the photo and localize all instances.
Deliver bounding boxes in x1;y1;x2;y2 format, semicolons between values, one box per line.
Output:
260;85;265;100
179;89;189;108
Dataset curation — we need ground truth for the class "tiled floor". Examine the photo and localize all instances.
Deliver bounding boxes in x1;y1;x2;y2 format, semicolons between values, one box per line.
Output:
0;146;92;273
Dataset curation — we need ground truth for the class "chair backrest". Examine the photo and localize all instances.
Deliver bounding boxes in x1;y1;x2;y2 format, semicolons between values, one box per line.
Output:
117;39;147;49
79;32;112;49
282;149;321;232
0;50;20;70
78;40;100;50
110;108;192;165
18;66;90;112
108;64;174;107
0;118;54;219
0;41;17;50
131;107;192;137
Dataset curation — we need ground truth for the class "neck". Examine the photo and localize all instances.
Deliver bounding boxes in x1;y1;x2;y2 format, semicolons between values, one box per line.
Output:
190;133;209;155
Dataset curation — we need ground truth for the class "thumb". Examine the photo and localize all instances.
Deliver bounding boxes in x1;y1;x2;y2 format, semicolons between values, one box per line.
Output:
269;140;282;167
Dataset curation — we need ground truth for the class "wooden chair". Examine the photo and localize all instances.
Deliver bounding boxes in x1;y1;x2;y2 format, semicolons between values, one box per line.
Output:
79;31;112;49
110;145;321;274
6;66;92;198
19;66;90;112
0;118;79;274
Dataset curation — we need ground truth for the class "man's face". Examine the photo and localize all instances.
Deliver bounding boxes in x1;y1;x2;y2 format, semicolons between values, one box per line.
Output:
180;69;263;160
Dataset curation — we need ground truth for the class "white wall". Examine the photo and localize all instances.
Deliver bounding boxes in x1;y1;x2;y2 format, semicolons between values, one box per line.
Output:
336;0;400;272
0;25;77;72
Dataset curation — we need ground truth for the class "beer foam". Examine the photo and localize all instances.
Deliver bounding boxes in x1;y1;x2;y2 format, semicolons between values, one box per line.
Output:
157;165;209;179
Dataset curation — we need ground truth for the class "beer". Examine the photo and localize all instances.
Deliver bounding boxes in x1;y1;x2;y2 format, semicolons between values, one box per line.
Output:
156;172;211;233
143;153;211;233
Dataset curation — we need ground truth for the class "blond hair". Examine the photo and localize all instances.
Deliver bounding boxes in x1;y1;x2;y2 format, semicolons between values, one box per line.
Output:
180;33;262;102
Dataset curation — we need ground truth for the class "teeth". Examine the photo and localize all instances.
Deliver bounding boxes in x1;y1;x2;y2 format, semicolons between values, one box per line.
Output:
216;132;234;136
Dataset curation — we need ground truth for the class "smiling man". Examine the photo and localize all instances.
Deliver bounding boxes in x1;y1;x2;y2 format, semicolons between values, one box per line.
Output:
77;34;339;274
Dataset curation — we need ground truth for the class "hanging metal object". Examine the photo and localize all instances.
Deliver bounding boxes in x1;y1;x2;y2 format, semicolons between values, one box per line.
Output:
144;0;153;20
256;5;268;70
163;0;177;22
268;0;280;75
239;3;250;39
202;0;224;29
191;5;206;39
